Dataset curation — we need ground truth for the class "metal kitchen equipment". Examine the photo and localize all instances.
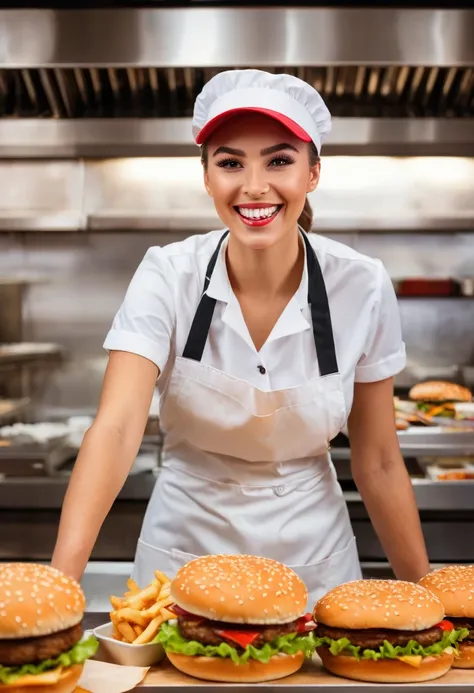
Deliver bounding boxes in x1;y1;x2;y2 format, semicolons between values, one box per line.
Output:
0;5;473;581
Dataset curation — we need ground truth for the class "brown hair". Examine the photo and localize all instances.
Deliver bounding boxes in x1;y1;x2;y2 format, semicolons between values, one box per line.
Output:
201;141;320;233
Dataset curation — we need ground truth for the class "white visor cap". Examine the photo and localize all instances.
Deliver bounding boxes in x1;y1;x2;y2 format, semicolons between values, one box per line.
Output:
192;69;331;154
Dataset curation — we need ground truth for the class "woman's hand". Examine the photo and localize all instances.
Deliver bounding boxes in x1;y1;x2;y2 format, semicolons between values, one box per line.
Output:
348;377;430;582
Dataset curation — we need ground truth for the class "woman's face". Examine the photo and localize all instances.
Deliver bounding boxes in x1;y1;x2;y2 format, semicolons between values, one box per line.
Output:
203;113;320;250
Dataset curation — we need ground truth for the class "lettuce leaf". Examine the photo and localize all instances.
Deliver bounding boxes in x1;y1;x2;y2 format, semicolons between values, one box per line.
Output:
314;627;469;662
417;403;433;412
0;634;99;685
157;622;316;665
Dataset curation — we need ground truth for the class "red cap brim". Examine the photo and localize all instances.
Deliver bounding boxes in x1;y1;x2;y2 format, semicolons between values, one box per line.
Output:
195;107;312;145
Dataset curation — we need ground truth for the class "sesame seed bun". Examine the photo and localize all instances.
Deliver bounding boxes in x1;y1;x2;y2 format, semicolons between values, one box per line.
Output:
0;664;83;693
419;565;474;669
419;565;474;619
396;418;410;431
317;648;454;683
166;651;304;683
0;564;85;639
453;643;474;669
171;554;307;625
409;381;472;403
314;580;445;631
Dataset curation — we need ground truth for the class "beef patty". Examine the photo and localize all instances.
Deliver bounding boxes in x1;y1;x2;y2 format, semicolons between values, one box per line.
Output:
315;623;443;651
0;622;83;667
447;617;474;642
177;617;297;648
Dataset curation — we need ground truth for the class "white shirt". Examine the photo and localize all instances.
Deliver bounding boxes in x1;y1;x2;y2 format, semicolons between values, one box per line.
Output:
103;230;406;415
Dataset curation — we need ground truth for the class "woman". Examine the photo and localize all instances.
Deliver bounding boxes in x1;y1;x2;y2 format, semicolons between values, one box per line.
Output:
52;70;430;601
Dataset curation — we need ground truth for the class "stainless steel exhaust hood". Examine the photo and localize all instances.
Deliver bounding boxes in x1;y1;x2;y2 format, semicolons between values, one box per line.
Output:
2;8;474;67
0;7;473;233
0;7;473;158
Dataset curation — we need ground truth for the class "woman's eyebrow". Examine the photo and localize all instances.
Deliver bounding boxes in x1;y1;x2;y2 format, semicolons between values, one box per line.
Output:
213;146;245;157
260;143;299;156
212;143;299;158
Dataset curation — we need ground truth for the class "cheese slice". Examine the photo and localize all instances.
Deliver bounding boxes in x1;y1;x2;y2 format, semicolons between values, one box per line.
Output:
5;667;63;687
396;655;422;668
395;648;454;668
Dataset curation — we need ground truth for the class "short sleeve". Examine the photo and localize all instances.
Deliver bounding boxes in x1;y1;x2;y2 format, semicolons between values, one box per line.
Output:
355;262;406;383
103;247;175;371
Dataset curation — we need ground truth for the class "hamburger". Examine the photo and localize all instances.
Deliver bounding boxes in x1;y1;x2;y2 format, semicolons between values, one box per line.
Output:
409;381;472;419
157;554;316;683
0;563;98;693
313;579;467;683
419;566;474;669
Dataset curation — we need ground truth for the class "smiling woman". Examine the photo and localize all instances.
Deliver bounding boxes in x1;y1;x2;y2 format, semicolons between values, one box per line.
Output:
200;136;319;235
51;70;431;617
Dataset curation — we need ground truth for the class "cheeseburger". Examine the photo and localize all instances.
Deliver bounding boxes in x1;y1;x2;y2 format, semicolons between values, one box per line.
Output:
409;381;472;419
0;564;98;693
313;580;466;683
420;565;474;669
158;554;316;683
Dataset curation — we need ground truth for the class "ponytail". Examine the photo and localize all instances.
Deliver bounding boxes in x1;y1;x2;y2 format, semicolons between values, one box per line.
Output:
298;142;319;233
298;197;314;233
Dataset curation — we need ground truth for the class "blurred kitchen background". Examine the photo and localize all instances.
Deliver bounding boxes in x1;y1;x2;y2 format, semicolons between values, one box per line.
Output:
0;3;474;609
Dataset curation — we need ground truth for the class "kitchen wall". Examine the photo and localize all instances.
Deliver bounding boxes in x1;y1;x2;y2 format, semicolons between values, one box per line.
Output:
1;230;473;418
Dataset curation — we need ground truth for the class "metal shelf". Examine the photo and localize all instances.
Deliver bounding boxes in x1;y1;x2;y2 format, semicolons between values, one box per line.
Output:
1;471;474;511
0;398;30;423
0;343;63;365
332;429;474;459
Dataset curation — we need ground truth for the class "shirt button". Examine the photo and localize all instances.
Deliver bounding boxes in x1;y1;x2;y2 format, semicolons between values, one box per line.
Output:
258;365;266;375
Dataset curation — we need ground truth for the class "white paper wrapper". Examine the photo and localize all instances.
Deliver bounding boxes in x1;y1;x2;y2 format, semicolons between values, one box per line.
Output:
77;659;149;693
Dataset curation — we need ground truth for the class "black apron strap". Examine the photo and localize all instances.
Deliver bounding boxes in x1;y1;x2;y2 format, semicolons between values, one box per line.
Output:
182;231;229;361
182;229;339;377
301;231;339;376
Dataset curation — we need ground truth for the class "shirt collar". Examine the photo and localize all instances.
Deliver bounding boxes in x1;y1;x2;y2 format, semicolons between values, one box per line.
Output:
205;235;232;303
294;235;309;309
206;233;309;306
205;233;311;345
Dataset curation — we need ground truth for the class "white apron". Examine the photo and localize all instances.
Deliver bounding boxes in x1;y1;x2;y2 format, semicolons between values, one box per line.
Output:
132;230;361;604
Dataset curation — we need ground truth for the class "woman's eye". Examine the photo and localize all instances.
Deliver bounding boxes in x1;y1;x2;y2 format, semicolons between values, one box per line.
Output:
269;156;294;167
216;156;294;169
216;158;242;169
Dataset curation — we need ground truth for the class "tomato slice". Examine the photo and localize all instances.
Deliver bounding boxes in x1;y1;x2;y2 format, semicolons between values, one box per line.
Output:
216;630;261;648
436;619;454;631
297;613;316;632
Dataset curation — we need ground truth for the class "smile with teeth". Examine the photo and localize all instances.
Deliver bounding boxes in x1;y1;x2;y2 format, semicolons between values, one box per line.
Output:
235;205;283;228
236;205;280;220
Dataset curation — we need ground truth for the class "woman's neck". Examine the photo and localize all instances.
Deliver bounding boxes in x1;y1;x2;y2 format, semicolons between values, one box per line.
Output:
226;228;304;299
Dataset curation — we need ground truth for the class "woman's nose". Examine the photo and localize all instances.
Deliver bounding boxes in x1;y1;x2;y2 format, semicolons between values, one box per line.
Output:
242;167;270;198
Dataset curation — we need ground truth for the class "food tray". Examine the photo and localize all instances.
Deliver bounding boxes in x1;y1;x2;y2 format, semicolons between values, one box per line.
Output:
0;398;30;423
0;440;71;476
425;463;474;481
134;656;474;691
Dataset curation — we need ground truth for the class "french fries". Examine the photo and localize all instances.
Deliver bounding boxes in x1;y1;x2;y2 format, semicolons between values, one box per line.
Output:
109;569;174;645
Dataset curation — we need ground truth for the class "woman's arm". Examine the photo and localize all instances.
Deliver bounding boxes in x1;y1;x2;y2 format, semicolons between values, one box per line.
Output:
51;351;159;581
348;377;430;582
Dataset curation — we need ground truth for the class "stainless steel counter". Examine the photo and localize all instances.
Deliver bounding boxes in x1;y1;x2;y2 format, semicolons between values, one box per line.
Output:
1;470;474;565
2;428;474;565
1;472;473;511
